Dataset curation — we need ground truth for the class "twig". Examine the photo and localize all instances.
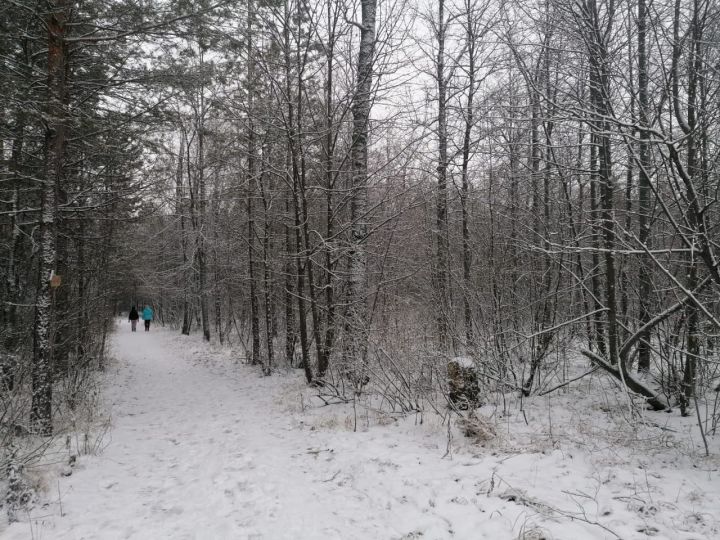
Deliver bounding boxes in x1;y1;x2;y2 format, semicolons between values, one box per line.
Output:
493;473;622;539
58;479;64;517
322;470;341;483
539;367;600;396
442;416;453;459
693;394;710;457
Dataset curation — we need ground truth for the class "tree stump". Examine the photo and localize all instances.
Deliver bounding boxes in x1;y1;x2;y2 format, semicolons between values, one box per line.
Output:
447;357;481;410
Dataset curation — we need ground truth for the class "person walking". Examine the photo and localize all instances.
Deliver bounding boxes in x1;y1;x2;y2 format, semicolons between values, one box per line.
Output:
129;306;139;332
142;305;154;332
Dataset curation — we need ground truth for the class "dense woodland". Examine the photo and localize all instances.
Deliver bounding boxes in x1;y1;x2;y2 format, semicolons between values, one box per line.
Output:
2;0;720;463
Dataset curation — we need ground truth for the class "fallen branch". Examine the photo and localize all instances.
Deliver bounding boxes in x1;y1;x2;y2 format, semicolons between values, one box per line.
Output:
538;366;599;396
490;470;622;538
580;349;669;411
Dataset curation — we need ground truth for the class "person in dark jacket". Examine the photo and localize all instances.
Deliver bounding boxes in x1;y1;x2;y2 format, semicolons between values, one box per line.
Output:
129;306;139;332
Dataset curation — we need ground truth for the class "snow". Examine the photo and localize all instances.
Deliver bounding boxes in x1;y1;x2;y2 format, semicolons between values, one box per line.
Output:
450;356;474;368
2;323;720;539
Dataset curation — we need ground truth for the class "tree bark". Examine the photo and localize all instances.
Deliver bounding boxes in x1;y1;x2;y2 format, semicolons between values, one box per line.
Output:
434;0;451;354
178;134;192;335
33;0;71;435
636;0;652;373
344;0;377;387
196;73;210;342
459;0;478;346
246;0;261;365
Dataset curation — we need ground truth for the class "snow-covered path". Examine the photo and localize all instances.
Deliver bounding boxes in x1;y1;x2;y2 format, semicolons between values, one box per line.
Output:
4;324;719;539
36;325;435;540
12;325;512;540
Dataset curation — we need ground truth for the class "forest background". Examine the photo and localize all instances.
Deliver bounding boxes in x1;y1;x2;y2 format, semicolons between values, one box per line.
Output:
1;0;720;506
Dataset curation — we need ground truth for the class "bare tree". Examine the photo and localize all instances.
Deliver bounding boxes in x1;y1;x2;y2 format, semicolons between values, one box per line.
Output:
344;0;377;387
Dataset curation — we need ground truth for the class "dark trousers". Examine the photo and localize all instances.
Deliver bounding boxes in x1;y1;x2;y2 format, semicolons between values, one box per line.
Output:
144;320;151;331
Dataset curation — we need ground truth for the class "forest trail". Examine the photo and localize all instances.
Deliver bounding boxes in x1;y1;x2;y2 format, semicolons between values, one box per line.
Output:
9;324;511;540
23;323;426;539
4;323;718;539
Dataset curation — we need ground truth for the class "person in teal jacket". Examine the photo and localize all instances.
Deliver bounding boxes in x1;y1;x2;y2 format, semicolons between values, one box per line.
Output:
142;305;154;332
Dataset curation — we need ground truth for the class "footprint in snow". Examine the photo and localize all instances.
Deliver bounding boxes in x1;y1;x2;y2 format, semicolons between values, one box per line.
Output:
157;503;184;515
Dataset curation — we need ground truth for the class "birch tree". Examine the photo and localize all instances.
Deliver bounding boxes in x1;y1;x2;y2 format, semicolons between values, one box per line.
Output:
344;0;377;387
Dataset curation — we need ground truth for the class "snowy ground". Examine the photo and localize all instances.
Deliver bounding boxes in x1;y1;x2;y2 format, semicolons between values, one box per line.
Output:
2;323;720;539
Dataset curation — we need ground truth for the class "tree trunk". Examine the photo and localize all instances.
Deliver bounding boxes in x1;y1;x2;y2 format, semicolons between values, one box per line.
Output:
637;0;652;373
318;0;340;380
247;0;261;365
284;161;296;366
32;0;71;436
1;110;25;391
460;0;477;346
284;0;311;382
344;0;377;387
586;0;619;366
672;0;702;409
258;148;275;375
197;79;210;342
434;0;451;354
177;134;192;336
